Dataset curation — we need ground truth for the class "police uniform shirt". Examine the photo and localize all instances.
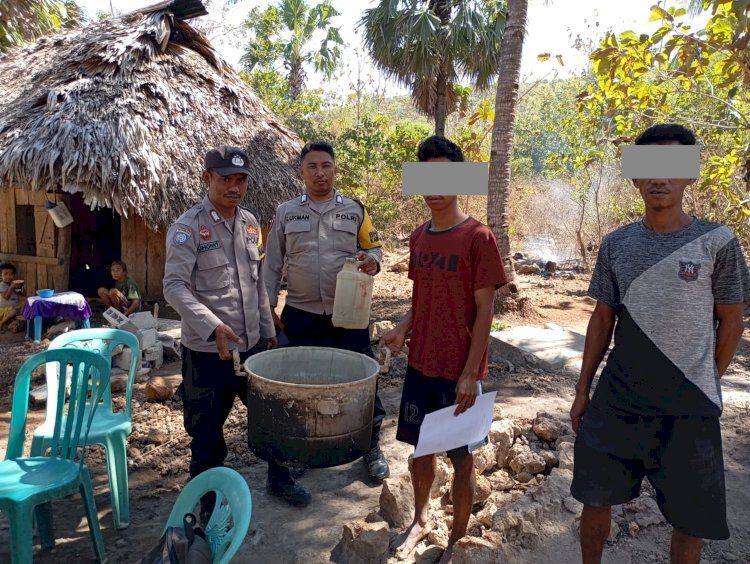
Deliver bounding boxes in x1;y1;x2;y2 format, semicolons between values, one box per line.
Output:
264;191;383;315
163;195;276;353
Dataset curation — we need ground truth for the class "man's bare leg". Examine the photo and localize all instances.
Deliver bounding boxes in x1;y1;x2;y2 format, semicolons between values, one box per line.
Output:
439;453;475;563
392;454;435;560
670;529;702;564
98;287;113;307
580;505;611;564
109;288;127;307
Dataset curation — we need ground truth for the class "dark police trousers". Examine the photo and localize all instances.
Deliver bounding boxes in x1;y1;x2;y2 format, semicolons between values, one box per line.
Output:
280;304;385;451
179;340;293;486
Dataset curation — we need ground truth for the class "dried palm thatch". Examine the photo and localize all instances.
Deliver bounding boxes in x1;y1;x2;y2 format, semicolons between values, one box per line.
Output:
0;5;303;226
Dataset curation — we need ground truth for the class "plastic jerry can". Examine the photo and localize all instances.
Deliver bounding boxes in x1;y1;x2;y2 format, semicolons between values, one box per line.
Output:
332;257;374;329
45;199;74;228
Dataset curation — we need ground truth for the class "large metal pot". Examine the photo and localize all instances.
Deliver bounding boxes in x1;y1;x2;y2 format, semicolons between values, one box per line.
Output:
243;346;379;468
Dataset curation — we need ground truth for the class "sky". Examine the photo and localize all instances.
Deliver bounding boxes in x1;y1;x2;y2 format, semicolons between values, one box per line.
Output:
78;0;705;96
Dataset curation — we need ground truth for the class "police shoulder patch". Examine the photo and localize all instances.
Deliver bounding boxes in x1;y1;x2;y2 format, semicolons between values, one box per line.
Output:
172;224;192;246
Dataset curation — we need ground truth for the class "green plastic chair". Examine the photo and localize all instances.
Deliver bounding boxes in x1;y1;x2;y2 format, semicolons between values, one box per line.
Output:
0;348;110;563
165;467;252;564
31;328;140;529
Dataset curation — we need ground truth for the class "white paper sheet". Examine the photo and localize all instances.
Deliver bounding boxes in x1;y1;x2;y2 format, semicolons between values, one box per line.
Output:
413;391;497;458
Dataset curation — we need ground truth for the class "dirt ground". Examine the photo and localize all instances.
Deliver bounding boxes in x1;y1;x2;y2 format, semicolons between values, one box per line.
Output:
0;251;749;563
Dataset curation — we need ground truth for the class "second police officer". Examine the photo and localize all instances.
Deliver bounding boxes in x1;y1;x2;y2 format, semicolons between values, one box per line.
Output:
264;141;390;501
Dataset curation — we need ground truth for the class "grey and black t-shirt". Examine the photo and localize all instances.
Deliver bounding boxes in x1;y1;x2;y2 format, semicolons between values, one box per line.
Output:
589;218;749;417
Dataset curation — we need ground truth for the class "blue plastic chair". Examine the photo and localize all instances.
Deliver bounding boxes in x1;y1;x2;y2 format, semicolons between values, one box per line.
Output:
31;328;140;529
165;467;252;564
0;348;110;563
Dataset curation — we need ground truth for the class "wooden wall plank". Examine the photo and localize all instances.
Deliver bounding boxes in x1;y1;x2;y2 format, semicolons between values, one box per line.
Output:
132;218;148;294
37;264;48;290
34;209;55;257
0;253;61;266
14;188;28;206
121;215;149;297
121;216;137;277
146;228;165;300
25;261;37;295
33;207;54;291
6;189;17;254
0;192;9;254
54;217;72;291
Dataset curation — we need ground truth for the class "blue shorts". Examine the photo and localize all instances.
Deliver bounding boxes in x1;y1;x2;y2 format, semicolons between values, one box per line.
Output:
396;365;487;459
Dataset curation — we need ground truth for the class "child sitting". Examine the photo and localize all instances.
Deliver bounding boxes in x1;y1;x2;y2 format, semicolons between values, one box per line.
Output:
0;263;25;329
97;260;141;316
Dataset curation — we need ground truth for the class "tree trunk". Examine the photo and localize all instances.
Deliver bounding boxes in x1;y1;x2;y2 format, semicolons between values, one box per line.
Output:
576;199;588;271
487;0;528;305
435;69;448;136
433;0;451;136
287;57;305;101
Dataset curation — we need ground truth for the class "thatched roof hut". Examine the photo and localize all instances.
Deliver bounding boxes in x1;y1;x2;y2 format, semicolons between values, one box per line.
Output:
0;0;302;226
0;1;303;299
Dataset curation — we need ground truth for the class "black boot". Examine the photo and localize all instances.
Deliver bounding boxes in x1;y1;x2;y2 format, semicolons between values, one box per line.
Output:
267;478;312;507
363;447;389;484
267;462;311;507
289;467;307;479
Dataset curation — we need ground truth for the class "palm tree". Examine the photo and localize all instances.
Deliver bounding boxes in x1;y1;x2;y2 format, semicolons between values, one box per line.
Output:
242;0;343;101
0;0;81;51
487;0;528;298
360;0;506;136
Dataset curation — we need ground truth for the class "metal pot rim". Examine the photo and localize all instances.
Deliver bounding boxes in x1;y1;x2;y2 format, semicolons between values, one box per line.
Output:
243;346;380;389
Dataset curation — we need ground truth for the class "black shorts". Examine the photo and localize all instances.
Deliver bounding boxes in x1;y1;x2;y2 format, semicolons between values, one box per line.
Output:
571;404;728;540
396;365;487;459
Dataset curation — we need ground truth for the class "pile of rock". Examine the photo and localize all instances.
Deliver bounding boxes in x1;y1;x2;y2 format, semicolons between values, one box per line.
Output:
334;410;667;563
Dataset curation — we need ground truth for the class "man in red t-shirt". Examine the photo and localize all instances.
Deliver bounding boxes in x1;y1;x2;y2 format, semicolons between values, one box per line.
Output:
381;136;507;562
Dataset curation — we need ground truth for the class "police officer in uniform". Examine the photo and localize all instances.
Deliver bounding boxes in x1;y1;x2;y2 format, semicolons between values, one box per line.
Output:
264;141;390;489
164;146;311;510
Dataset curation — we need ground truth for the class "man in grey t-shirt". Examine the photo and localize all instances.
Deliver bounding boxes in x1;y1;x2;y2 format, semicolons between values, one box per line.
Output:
569;124;749;563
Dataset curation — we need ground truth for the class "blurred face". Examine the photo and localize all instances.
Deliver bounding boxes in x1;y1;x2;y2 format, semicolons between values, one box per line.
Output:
0;269;13;284
110;264;125;281
421;156;458;211
300;150;336;198
631;141;696;211
203;171;249;210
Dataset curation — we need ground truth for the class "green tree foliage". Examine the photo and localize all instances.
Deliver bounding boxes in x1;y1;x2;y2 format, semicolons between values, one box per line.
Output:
0;0;81;51
241;0;343;101
577;1;750;240
359;0;506;136
241;68;329;142
335;116;432;233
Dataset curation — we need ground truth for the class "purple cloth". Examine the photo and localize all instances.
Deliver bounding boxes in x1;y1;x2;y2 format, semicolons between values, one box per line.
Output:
21;292;92;322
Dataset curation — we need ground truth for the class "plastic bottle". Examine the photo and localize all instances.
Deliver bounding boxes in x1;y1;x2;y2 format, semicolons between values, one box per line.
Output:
332;258;373;329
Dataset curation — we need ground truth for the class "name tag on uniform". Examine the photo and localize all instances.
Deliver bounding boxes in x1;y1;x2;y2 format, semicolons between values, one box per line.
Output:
197;240;222;253
286;213;311;222
335;212;359;223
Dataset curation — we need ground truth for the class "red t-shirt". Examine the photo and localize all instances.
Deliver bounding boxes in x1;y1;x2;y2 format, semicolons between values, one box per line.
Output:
407;217;507;381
